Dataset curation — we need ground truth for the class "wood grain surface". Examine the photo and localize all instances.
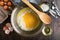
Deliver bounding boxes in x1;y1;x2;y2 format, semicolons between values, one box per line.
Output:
0;0;60;40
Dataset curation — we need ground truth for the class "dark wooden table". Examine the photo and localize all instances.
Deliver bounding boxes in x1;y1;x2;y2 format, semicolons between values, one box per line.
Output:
0;14;60;40
0;0;60;40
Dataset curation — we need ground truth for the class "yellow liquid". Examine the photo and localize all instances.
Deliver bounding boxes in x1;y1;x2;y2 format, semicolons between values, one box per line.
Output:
17;8;40;31
23;12;39;30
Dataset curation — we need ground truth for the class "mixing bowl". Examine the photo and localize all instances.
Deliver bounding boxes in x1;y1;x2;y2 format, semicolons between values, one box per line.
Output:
11;3;43;37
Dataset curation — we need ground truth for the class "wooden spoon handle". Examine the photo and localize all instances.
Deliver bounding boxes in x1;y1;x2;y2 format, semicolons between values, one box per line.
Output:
22;0;40;14
22;0;51;24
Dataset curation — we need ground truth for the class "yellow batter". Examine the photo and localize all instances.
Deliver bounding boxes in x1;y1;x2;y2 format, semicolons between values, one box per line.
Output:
17;8;40;31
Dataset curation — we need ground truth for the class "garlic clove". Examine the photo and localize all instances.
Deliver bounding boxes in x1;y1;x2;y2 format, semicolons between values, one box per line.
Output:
5;29;10;34
6;23;11;27
8;26;13;32
3;26;8;31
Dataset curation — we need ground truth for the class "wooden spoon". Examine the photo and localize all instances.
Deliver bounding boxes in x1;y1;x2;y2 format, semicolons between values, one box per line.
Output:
22;0;51;24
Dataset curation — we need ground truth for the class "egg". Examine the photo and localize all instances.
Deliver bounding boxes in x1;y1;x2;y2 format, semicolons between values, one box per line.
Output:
17;8;40;31
8;2;12;6
3;5;8;10
4;0;9;2
0;1;4;6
